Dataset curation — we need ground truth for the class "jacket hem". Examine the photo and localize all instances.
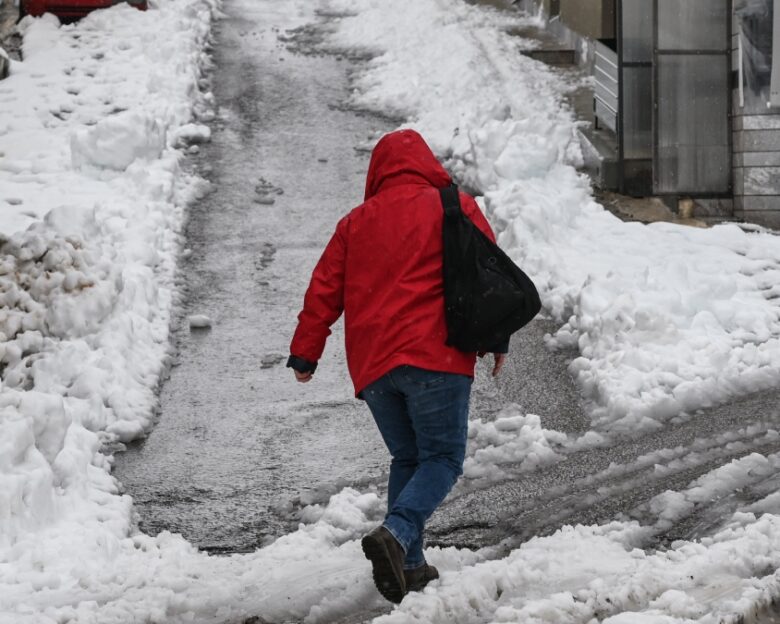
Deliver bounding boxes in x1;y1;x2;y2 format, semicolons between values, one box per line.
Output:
353;355;476;397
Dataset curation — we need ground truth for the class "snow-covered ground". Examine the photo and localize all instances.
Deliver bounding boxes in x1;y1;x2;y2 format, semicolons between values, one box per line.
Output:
4;0;780;622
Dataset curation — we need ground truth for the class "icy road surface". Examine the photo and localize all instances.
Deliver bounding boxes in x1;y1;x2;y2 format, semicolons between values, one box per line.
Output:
111;2;394;552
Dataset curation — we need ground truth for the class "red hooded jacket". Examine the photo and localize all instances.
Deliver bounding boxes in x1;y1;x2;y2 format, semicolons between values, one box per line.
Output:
289;129;499;395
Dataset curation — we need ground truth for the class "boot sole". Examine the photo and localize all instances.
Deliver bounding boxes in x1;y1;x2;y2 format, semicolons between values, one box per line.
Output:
361;534;406;604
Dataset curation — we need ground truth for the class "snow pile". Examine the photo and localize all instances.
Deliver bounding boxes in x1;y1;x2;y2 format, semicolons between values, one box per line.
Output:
372;512;780;624
71;111;167;171
0;486;469;623
322;0;780;434
545;220;780;433
461;405;566;485
0;487;384;622
0;0;216;618
188;313;212;328
172;122;212;147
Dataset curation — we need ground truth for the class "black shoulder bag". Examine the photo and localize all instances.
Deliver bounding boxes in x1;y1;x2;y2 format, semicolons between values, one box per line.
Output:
440;184;541;352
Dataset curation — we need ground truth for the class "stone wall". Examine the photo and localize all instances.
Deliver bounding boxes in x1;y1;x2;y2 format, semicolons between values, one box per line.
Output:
732;106;780;229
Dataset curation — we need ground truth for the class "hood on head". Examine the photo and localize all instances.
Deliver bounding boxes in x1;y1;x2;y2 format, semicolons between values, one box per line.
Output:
364;129;452;201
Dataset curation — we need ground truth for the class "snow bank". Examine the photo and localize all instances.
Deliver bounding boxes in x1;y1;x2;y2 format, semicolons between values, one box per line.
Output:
549;222;780;433
321;0;780;434
460;405;566;486
1;483;481;624
0;0;216;618
371;510;780;624
71;111;167;171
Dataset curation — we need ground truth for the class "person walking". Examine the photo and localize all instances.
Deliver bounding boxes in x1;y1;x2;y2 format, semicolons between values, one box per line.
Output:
287;129;507;603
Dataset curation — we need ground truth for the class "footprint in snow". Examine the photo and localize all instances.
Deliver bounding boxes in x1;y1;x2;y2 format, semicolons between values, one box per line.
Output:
254;177;284;205
260;353;285;369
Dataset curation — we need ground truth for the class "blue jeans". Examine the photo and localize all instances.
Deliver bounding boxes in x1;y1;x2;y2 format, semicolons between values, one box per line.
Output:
362;365;472;569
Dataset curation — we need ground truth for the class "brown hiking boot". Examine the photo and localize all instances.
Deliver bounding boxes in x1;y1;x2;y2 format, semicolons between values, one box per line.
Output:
404;563;439;592
361;526;407;603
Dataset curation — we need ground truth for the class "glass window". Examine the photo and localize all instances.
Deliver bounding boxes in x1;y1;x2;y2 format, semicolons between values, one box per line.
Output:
657;0;730;51
655;55;730;193
735;0;773;110
621;0;653;63
622;66;652;159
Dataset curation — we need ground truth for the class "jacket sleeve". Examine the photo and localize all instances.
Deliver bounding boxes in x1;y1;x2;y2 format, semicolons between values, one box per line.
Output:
460;193;498;244
289;218;348;365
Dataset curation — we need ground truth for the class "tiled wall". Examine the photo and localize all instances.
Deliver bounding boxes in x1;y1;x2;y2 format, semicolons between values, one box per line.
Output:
732;28;780;229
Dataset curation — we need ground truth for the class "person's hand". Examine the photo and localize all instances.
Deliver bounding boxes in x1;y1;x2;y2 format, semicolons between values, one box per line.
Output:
294;370;312;383
492;353;506;377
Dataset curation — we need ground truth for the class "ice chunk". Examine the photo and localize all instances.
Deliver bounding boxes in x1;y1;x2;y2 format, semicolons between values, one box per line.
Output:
188;314;212;329
172;123;212;146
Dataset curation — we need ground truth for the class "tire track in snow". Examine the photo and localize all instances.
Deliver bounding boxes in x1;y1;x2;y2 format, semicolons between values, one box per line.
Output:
430;383;780;552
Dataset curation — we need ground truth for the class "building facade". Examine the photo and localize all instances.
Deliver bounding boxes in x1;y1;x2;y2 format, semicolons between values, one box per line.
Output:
520;0;780;228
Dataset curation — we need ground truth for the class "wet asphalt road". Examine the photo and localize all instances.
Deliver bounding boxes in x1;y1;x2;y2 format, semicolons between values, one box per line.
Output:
112;1;393;552
112;0;780;592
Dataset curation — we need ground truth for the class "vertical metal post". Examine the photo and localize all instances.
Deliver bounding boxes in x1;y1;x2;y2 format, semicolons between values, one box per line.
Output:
652;0;659;193
728;0;734;195
738;21;745;108
617;0;625;193
771;0;780;106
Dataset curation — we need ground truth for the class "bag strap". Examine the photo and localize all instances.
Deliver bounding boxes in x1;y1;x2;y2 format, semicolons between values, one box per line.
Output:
439;184;461;219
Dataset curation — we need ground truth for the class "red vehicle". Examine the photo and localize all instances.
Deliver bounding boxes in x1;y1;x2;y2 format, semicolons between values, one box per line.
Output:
20;0;146;20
